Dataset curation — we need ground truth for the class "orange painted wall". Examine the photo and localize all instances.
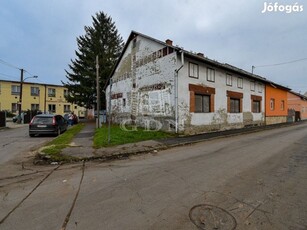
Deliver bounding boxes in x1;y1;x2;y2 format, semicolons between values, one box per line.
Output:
287;92;307;120
265;84;288;116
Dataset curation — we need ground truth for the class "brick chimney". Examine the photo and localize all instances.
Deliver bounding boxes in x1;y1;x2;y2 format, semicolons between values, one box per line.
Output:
197;52;204;57
165;39;173;46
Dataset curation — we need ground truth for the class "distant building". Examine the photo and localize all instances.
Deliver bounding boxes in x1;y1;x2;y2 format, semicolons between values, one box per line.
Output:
0;80;86;117
107;31;298;134
287;91;307;121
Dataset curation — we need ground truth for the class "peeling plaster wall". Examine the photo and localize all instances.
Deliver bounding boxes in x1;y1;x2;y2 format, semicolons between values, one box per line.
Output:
177;56;265;134
107;35;177;131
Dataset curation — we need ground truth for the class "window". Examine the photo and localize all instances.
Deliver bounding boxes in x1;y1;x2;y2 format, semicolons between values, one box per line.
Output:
230;98;240;113
48;104;56;113
207;68;215;82
64;105;70;112
11;85;20;95
12;103;18;113
189;62;199;78
252;101;261;113
226;74;232;86
237;77;243;89
31;87;39;96
195;94;210;113
31;104;39;110
64;89;69;97
281;100;285;110
258;83;263;93
250;81;255;91
48;88;56;97
270;98;275;110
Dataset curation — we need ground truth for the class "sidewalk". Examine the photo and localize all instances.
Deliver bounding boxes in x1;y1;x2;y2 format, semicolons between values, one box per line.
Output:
60;119;306;162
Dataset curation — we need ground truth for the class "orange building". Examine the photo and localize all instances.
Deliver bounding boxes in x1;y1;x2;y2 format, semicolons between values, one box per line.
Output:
287;91;307;121
265;83;290;125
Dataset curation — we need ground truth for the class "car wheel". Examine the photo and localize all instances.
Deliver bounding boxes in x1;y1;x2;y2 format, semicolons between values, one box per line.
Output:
57;128;61;136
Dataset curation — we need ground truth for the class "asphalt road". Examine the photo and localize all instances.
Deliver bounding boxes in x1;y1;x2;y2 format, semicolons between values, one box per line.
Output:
0;123;53;165
0;123;307;229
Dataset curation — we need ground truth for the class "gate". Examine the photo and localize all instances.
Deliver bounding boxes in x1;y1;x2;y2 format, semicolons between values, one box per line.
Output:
0;111;6;127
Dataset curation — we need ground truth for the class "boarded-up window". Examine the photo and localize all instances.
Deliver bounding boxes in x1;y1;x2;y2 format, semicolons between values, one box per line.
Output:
195;94;210;113
230;98;240;113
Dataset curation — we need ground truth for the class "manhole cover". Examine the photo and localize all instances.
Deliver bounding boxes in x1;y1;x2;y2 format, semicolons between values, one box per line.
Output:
189;204;237;230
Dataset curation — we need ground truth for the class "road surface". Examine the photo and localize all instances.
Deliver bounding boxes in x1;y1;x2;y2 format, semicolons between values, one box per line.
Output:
0;123;307;229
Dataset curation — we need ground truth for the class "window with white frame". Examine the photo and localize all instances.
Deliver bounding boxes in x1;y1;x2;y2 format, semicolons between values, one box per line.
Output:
237;77;243;89
11;103;18;113
258;83;263;93
11;85;20;95
64;89;69;97
48;88;56;97
250;81;256;91
207;68;215;82
226;74;232;86
64;104;70;112
270;98;275;110
48;104;56;113
189;62;199;78
31;104;39;110
31;87;39;96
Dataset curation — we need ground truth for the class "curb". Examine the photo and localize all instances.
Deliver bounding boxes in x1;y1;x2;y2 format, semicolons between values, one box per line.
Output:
35;120;306;165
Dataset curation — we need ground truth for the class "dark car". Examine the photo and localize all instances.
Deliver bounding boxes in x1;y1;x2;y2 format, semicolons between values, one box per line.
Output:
29;114;68;137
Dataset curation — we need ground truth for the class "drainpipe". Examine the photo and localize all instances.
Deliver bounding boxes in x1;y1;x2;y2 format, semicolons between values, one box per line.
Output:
174;49;184;133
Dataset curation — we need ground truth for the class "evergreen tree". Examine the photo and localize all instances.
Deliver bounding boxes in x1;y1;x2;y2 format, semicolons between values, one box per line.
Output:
63;11;123;109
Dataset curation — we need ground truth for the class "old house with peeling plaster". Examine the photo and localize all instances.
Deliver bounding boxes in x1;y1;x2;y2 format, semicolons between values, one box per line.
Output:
107;31;289;134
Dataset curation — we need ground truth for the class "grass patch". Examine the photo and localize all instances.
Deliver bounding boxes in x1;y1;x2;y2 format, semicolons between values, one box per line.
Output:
39;123;85;161
93;124;174;148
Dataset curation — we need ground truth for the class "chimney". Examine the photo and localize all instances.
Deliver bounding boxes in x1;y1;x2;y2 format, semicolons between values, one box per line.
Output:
165;39;173;46
197;52;204;57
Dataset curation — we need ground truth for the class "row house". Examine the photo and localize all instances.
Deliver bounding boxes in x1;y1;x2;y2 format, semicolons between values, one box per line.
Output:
287;91;307;121
107;31;297;134
0;80;86;117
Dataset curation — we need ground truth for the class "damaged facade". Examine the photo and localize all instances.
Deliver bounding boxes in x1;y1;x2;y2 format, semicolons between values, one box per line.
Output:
107;31;291;134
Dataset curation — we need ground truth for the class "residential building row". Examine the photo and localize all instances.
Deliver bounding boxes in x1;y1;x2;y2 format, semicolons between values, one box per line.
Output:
107;31;307;134
0;80;86;118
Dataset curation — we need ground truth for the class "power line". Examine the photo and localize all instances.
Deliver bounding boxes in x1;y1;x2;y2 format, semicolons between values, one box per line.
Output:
0;58;21;70
0;72;20;80
254;57;307;68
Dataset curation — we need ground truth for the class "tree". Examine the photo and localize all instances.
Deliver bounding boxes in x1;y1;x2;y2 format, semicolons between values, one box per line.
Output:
63;11;124;110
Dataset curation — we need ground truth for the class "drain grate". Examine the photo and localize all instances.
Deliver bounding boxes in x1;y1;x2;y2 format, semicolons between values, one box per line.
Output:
189;204;237;230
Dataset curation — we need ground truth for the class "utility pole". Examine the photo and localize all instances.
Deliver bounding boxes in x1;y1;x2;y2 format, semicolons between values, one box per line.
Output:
96;55;100;128
18;69;24;123
108;79;112;144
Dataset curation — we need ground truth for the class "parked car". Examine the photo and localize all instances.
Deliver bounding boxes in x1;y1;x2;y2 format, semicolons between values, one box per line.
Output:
29;114;68;137
64;112;79;125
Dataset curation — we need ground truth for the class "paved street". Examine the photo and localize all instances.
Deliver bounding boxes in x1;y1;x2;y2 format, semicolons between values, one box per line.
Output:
0;124;53;164
0;123;307;229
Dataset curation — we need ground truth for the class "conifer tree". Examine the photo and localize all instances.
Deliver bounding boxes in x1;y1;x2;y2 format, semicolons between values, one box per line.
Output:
63;11;123;109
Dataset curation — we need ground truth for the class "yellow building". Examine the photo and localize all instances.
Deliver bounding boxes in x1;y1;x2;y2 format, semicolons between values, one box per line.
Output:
0;80;86;117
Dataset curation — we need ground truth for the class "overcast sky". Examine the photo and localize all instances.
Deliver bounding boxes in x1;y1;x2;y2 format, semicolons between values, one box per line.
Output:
1;0;306;93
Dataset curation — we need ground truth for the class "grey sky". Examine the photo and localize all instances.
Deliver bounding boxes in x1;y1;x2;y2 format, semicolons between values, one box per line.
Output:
1;0;306;93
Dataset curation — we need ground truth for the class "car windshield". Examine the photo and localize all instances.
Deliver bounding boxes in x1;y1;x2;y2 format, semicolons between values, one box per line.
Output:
32;117;53;124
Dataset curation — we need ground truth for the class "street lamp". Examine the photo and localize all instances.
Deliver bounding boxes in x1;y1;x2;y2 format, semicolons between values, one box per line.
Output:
18;69;38;123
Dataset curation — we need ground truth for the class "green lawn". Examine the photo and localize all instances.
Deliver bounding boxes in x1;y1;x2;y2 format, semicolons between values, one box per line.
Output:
93;125;173;148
